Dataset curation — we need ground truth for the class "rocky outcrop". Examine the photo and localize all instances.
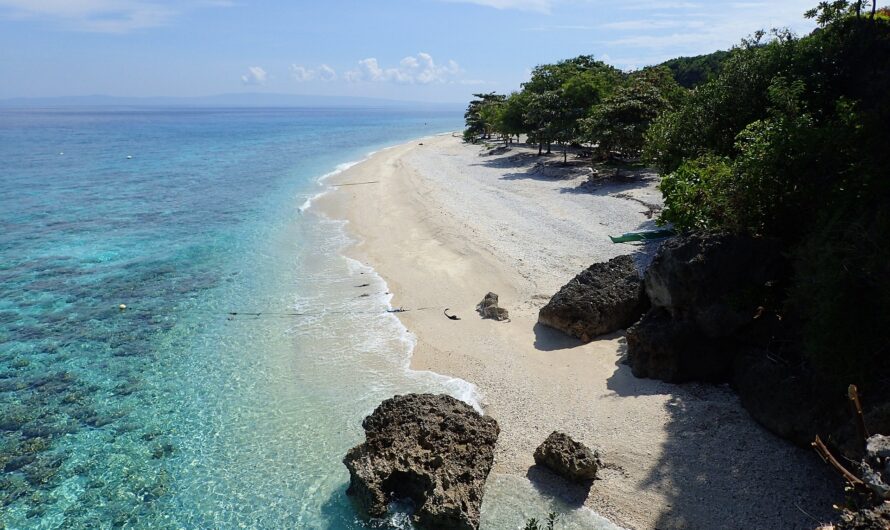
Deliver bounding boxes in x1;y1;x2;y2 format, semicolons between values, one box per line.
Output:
343;394;499;530
835;502;890;530
730;349;829;446
627;233;786;383
626;308;732;383
533;431;601;483
833;434;890;529
538;255;648;342
643;233;785;338
477;292;509;321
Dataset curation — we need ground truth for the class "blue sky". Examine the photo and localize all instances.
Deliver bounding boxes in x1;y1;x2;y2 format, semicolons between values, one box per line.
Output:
0;0;819;102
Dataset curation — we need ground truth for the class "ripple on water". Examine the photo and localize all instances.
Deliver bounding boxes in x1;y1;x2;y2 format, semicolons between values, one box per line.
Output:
0;109;616;530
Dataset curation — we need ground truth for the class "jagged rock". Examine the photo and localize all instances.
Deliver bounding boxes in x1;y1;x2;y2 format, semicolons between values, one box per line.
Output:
867;435;890;461
533;431;601;483
626;308;732;383
476;292;509;321
730;349;827;446
644;233;785;338
835;502;890;529
343;394;499;530
538;255;647;342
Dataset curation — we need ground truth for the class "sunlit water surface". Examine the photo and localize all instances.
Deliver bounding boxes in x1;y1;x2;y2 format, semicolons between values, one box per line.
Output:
0;108;618;529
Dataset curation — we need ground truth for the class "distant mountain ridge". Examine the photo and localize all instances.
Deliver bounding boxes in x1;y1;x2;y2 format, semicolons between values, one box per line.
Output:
0;92;464;110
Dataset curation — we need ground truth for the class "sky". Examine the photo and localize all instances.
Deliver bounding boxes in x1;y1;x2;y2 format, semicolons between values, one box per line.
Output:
0;0;821;103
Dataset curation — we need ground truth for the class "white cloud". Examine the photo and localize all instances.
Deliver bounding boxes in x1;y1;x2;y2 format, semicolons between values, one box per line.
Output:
345;53;462;84
290;63;337;82
523;24;596;31
595;0;817;68
318;64;337;81
241;66;267;85
0;0;229;33
439;0;553;12
290;65;315;82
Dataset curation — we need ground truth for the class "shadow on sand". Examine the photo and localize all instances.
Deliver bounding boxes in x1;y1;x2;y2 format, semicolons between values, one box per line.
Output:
533;322;585;351
557;170;658;196
470;149;592;182
600;340;840;528
525;464;593;508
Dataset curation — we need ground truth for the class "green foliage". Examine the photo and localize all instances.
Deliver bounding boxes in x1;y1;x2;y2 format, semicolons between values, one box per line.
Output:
524;512;560;530
461;55;625;153
805;0;856;25
659;50;733;88
644;29;799;173
521;56;622;151
651;13;890;394
463;92;506;142
581;67;682;159
792;208;890;393
657;154;734;230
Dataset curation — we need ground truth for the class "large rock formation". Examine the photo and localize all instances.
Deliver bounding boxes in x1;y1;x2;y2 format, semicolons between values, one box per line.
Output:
626;308;731;383
538;255;647;342
533;431;601;483
833;434;890;529
627;233;786;383
343;394;499;530
730;349;830;446
643;233;785;338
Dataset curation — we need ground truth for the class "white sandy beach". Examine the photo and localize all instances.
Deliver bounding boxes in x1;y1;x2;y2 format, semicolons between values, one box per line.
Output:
315;134;839;529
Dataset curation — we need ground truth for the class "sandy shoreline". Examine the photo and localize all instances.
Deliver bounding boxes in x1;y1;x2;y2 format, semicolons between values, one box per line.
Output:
314;134;838;529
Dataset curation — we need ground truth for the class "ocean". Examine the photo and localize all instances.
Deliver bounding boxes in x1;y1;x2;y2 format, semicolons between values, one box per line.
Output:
0;107;618;529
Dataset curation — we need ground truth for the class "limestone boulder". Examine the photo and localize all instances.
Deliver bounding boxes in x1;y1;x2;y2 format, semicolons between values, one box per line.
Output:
343;394;499;530
533;431;601;483
538;255;648;342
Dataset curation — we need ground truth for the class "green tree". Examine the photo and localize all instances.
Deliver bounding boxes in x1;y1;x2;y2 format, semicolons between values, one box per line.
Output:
659;50;733;88
463;92;506;142
520;55;621;156
581;67;683;160
650;12;890;394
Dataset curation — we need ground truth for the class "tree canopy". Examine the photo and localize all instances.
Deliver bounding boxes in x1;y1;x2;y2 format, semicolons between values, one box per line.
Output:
462;1;890;398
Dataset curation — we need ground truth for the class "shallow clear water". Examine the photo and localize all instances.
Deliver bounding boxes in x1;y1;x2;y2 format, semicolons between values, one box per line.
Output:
0;108;618;529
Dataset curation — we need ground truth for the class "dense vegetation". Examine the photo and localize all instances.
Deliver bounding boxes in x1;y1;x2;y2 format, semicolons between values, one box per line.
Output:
650;4;890;395
465;1;890;398
658;50;732;88
463;57;681;161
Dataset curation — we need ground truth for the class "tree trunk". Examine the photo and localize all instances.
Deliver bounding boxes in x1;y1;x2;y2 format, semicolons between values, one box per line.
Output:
563;144;567;164
538;142;543;156
856;0;863;17
872;0;877;19
546;142;551;154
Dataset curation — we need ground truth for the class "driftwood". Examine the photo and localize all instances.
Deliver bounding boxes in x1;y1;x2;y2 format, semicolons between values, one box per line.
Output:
848;384;870;450
812;435;867;489
444;308;461;321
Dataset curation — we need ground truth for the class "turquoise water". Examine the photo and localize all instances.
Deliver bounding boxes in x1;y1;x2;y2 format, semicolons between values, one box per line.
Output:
0;108;618;529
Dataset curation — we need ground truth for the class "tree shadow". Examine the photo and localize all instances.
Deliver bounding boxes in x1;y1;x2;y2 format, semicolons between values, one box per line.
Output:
604;343;841;528
533;322;584;351
558;169;659;196
472;150;545;169
470;150;593;182
525;464;593;508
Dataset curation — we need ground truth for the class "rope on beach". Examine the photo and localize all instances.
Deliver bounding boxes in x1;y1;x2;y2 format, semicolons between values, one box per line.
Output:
224;306;443;318
113;305;445;319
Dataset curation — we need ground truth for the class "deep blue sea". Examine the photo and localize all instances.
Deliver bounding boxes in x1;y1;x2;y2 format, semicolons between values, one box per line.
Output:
0;107;618;529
